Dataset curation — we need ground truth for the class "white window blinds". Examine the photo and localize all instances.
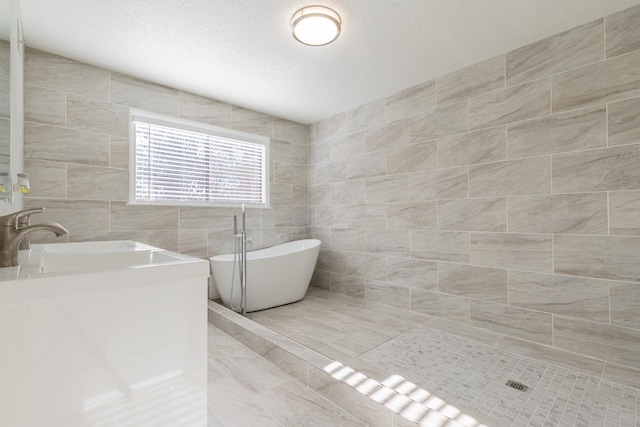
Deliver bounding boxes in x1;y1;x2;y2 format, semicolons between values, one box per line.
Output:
131;113;269;207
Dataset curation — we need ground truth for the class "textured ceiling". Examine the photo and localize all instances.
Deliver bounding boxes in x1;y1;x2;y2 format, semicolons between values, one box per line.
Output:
12;0;640;124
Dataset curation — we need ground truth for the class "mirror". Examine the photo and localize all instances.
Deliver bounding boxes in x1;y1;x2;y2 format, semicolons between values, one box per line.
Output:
0;0;9;175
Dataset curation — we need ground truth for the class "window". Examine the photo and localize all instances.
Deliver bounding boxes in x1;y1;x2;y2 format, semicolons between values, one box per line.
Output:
130;111;269;208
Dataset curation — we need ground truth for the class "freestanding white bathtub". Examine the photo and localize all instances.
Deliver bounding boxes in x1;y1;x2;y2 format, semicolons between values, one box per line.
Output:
210;239;321;312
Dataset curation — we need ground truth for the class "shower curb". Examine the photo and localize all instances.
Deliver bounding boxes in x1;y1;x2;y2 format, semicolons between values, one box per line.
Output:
207;301;493;427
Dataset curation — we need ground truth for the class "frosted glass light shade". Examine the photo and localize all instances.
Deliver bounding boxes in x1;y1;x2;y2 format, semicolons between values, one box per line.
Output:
291;6;341;46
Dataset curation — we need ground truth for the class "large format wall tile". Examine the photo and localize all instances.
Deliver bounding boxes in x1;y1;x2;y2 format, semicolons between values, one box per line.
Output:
469;157;550;197
24;159;66;198
0;40;8;80
411;289;470;323
386;257;438;290
438;197;507;232
110;202;179;231
330;229;365;252
330;180;364;205
411;230;469;263
346;152;386;180
24;84;66;126
554;234;640;283
438;262;507;303
508;271;610;322
609;190;640;235
554;316;640;369
232;106;273;137
386;201;437;230
409;101;468;140
469;232;553;273
24;198;110;235
470;300;553;345
508;193;608;234
436;55;505;106
346;99;385;133
25;48;109;100
364;120;409;152
385;81;435;122
605;4;640;58
110;72;178;116
331;133;363;160
365;280;410;310
507;106;606;158
506;19;603;87
365;229;410;257
178;91;232;128
410;167;468;200
602;363;640;390
66;94;129;137
610;281;640;329
109;136;128;169
468;79;550;130
552;50;640;112
386;142;437;174
364;175;410;203
608;97;640;147
552;144;640;193
24;122;110;167
437;126;506;168
315;160;347;184
66;164;129;201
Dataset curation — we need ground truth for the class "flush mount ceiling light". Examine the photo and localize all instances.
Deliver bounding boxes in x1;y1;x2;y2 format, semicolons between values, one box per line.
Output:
291;5;341;46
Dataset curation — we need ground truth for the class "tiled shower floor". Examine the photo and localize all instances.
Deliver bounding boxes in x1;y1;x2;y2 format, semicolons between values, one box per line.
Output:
242;288;640;427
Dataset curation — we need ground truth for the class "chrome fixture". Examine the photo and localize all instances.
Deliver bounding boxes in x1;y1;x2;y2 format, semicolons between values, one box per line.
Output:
0;208;68;267
291;5;341;46
229;204;252;317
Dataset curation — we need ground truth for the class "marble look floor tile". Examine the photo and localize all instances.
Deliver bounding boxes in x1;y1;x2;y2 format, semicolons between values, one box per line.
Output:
207;378;280;427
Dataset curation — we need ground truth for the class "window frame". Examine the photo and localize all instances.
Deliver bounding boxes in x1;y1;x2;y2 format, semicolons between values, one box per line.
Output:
128;109;270;208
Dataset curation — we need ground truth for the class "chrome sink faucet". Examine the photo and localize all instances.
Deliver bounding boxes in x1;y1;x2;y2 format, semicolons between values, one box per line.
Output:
0;208;68;267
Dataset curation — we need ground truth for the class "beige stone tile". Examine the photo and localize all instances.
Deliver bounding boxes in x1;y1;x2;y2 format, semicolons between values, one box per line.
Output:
437;126;506;168
552;144;640;193
70;230;148;243
554;315;640;368
424;317;504;346
386;257;438;290
438;197;507;232
365;175;410;203
605;4;640;58
316;159;347;184
366;280;411;310
555;234;640;283
410;101;468;140
315;205;347;228
346;151;386;180
0;40;8;80
109;136;129;169
385;80;435;122
24;84;66;126
469;79;551;130
331;273;365;299
437;55;505;106
411;289;470;323
469;156;551;197
608;97;640;147
179;207;238;229
67;94;129;137
270;182;291;206
207;378;280;426
291;143;307;164
309;184;330;206
273;205;307;227
270;139;291;162
410;167;468;200
365;120;410;152
177;91;232;128
272;161;306;186
24;159;66;198
316;112;346;142
386;201;437;230
509;270;610;322
552;50;640;112
273;118;308;145
331;132;364;160
110;201;179;230
610;190;640;235
508;193;608;234
110;72;178;115
365;229;410;257
610;281;640;329
24;122;109;167
310;269;331;290
25;47;109;100
344;252;386;281
331;180;364;205
231;106;272;137
507;106;606;158
66;164;128;201
470;232;553;273
495;336;605;377
439;262;507;303
411;230;469;263
148;229;179;252
602;362;640;390
207;229;236;256
506;19;603;86
331;229;366;252
346;99;385;133
386;141;437;174
179;229;208;258
24;198;109;235
470;300;553;345
345;204;386;230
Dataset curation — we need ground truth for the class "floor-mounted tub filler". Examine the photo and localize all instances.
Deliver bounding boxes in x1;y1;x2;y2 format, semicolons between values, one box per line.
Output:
210;238;321;313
